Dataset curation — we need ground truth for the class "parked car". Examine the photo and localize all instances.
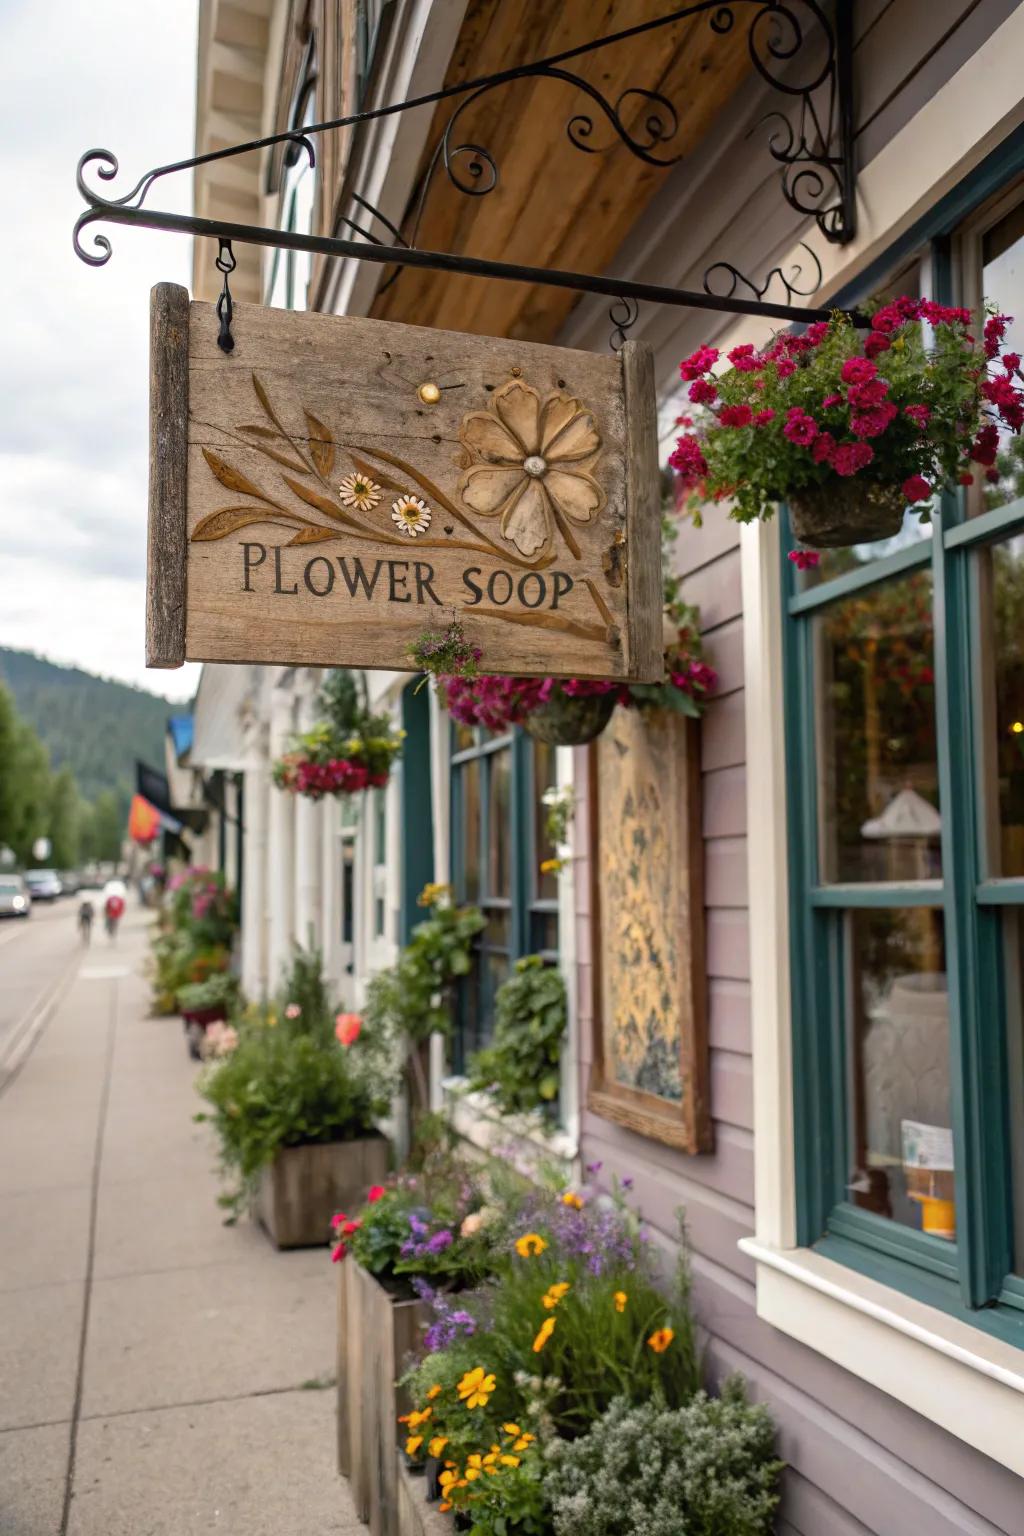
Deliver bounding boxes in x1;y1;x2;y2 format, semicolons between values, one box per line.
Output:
0;876;31;918
60;871;81;896
25;869;62;901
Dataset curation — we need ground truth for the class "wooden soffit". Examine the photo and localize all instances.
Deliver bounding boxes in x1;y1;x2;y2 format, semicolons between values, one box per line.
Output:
369;0;753;344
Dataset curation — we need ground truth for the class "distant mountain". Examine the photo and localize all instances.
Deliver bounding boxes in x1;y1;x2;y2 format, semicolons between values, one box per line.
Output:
0;648;174;806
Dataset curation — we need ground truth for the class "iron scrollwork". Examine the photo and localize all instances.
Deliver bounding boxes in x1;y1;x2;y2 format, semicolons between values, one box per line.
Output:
71;0;857;327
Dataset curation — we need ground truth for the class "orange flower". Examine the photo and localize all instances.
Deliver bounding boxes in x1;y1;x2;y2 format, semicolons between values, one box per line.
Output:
532;1316;556;1352
429;1436;448;1458
613;1290;628;1313
334;1012;362;1046
515;1232;547;1257
426;1384;442;1400
562;1191;584;1210
647;1326;675;1354
405;1435;423;1456
542;1281;571;1309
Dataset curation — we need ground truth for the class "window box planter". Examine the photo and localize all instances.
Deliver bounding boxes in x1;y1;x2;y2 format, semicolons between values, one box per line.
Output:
254;1134;389;1250
337;1259;427;1536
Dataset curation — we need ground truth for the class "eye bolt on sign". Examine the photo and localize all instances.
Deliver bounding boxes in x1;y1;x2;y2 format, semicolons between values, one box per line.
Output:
147;284;664;682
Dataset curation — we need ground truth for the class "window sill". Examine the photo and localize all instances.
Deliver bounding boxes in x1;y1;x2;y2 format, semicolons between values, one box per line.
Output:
739;1237;1024;1476
441;1077;578;1175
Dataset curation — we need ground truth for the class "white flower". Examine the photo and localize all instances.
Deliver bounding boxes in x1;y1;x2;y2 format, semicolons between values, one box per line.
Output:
391;495;432;536
339;472;382;511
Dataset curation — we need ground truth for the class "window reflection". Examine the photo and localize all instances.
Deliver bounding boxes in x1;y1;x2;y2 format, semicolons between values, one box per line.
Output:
488;749;512;899
848;909;952;1240
459;759;481;904
533;740;559;903
982;201;1024;513
989;535;1024;874
818;571;941;882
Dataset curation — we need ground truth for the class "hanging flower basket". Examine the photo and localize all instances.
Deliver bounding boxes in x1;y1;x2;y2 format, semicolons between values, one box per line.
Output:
521;687;617;746
788;479;908;548
271;670;403;801
671;301;1024;551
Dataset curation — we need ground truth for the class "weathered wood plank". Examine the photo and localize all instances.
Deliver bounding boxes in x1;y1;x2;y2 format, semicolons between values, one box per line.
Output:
255;1134;389;1248
178;301;663;680
147;283;189;667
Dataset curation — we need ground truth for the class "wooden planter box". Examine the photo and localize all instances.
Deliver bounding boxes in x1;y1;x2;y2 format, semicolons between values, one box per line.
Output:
255;1134;389;1250
337;1260;427;1536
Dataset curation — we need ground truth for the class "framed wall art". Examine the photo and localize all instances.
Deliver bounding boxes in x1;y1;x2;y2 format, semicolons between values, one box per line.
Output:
587;705;711;1153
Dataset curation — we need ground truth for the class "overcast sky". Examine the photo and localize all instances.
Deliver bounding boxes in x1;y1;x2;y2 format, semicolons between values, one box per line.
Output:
0;0;201;698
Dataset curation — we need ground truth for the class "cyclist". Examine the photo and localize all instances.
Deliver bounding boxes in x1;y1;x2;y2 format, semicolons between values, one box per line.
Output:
103;890;125;941
77;896;95;946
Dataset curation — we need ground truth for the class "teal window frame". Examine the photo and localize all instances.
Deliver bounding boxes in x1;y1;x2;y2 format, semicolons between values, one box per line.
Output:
449;725;558;1073
785;134;1024;1350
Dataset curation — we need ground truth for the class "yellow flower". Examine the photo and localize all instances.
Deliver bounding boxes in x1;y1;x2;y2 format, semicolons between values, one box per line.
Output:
542;1281;571;1309
515;1232;547;1257
648;1326;675;1354
562;1192;584;1210
405;1435;424;1456
500;1455;521;1468
426;1384;442;1400
502;1423;521;1437
540;857;562;875
418;881;452;907
457;1366;496;1409
614;1291;628;1313
404;1406;432;1428
513;1437;532;1451
532;1316;556;1353
429;1436;448;1458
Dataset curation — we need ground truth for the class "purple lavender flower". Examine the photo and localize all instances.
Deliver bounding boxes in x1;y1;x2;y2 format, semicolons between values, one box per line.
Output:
426;1229;454;1255
586;1160;603;1175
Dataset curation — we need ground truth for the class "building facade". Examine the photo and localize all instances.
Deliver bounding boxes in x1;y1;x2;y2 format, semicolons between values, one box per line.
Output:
191;3;1024;1529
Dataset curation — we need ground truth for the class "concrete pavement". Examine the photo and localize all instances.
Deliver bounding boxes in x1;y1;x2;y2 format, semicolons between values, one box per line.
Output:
0;907;366;1535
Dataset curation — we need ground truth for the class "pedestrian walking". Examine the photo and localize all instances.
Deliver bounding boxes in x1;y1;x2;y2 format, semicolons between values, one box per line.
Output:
77;896;94;946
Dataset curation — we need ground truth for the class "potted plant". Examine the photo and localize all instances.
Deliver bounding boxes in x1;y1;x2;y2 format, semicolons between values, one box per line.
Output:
333;1136;499;1536
670;302;1024;548
194;947;392;1246
467;957;567;1118
273;669;404;800
177;970;242;1059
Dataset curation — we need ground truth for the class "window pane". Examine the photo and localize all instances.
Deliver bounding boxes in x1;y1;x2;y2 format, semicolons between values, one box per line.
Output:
488;749;512;899
533;739;559;902
982;202;1024;512
796;515;932;589
988;534;1024;874
531;909;559;954
847;908;952;1240
1007;913;1024;1277
818;570;941;882
457;759;481;904
453;721;476;754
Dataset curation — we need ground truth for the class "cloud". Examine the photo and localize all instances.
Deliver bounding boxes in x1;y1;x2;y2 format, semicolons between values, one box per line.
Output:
0;0;200;696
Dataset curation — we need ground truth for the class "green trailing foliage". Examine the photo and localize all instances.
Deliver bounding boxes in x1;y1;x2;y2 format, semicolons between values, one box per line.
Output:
469;957;567;1115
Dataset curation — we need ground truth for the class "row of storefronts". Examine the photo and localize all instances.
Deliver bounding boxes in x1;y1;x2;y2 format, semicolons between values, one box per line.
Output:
180;2;1024;1528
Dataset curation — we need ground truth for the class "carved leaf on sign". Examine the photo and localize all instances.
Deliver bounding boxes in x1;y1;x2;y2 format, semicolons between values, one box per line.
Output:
191;371;615;646
458;379;605;562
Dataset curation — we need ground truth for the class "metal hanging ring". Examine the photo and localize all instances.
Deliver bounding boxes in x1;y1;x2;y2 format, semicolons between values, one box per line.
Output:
216;237;236;354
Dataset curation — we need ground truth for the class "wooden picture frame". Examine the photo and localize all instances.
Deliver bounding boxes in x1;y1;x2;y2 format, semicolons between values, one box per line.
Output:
587;707;712;1153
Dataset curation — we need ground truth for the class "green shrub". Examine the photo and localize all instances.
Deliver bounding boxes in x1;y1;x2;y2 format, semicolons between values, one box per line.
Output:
544;1382;782;1536
468;957;566;1115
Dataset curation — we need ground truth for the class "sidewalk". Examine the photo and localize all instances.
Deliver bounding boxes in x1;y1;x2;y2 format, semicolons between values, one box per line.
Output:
0;911;365;1535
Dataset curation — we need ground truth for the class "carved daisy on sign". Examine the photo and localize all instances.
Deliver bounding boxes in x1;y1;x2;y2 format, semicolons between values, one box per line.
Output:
339;472;382;511
457;379;605;559
391;495;432;536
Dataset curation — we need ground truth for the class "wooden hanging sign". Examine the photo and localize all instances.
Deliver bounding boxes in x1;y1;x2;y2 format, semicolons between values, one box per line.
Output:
147;283;663;680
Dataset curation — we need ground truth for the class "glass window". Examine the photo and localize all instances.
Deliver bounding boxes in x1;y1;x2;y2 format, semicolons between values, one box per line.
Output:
846;909;951;1238
450;729;560;1070
818;571;940;883
981;201;1024;513
982;533;1024;875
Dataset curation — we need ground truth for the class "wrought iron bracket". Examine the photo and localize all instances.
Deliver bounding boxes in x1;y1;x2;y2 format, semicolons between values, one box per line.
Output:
73;1;861;327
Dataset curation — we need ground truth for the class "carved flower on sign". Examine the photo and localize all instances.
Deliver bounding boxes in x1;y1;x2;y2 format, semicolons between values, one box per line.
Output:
458;379;605;559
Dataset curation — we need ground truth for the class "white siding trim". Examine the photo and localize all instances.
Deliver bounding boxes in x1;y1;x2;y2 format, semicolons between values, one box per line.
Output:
739;1239;1024;1478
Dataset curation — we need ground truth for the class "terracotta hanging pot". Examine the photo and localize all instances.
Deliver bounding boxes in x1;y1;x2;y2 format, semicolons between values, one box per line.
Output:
789;480;907;548
522;690;616;746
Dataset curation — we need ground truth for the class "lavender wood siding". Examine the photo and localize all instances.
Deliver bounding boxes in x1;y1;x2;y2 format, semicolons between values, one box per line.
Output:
568;4;1024;1531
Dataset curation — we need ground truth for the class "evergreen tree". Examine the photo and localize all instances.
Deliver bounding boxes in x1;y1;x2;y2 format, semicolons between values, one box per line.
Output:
47;767;82;870
12;723;52;865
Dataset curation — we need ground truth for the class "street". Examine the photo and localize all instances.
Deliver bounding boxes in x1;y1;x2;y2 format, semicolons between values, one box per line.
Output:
0;907;364;1535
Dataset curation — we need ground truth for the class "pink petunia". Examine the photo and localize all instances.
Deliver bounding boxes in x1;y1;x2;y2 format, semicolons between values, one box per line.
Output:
367;1185;386;1203
689;378;718;405
753;409;776;426
679;345;720;380
788;549;821;570
782;410;818;447
902;474;932;502
832;441;874;476
719;403;753;427
841;357;878;385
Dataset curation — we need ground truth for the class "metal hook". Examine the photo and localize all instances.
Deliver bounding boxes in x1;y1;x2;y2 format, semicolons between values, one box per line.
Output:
215;238;236;354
